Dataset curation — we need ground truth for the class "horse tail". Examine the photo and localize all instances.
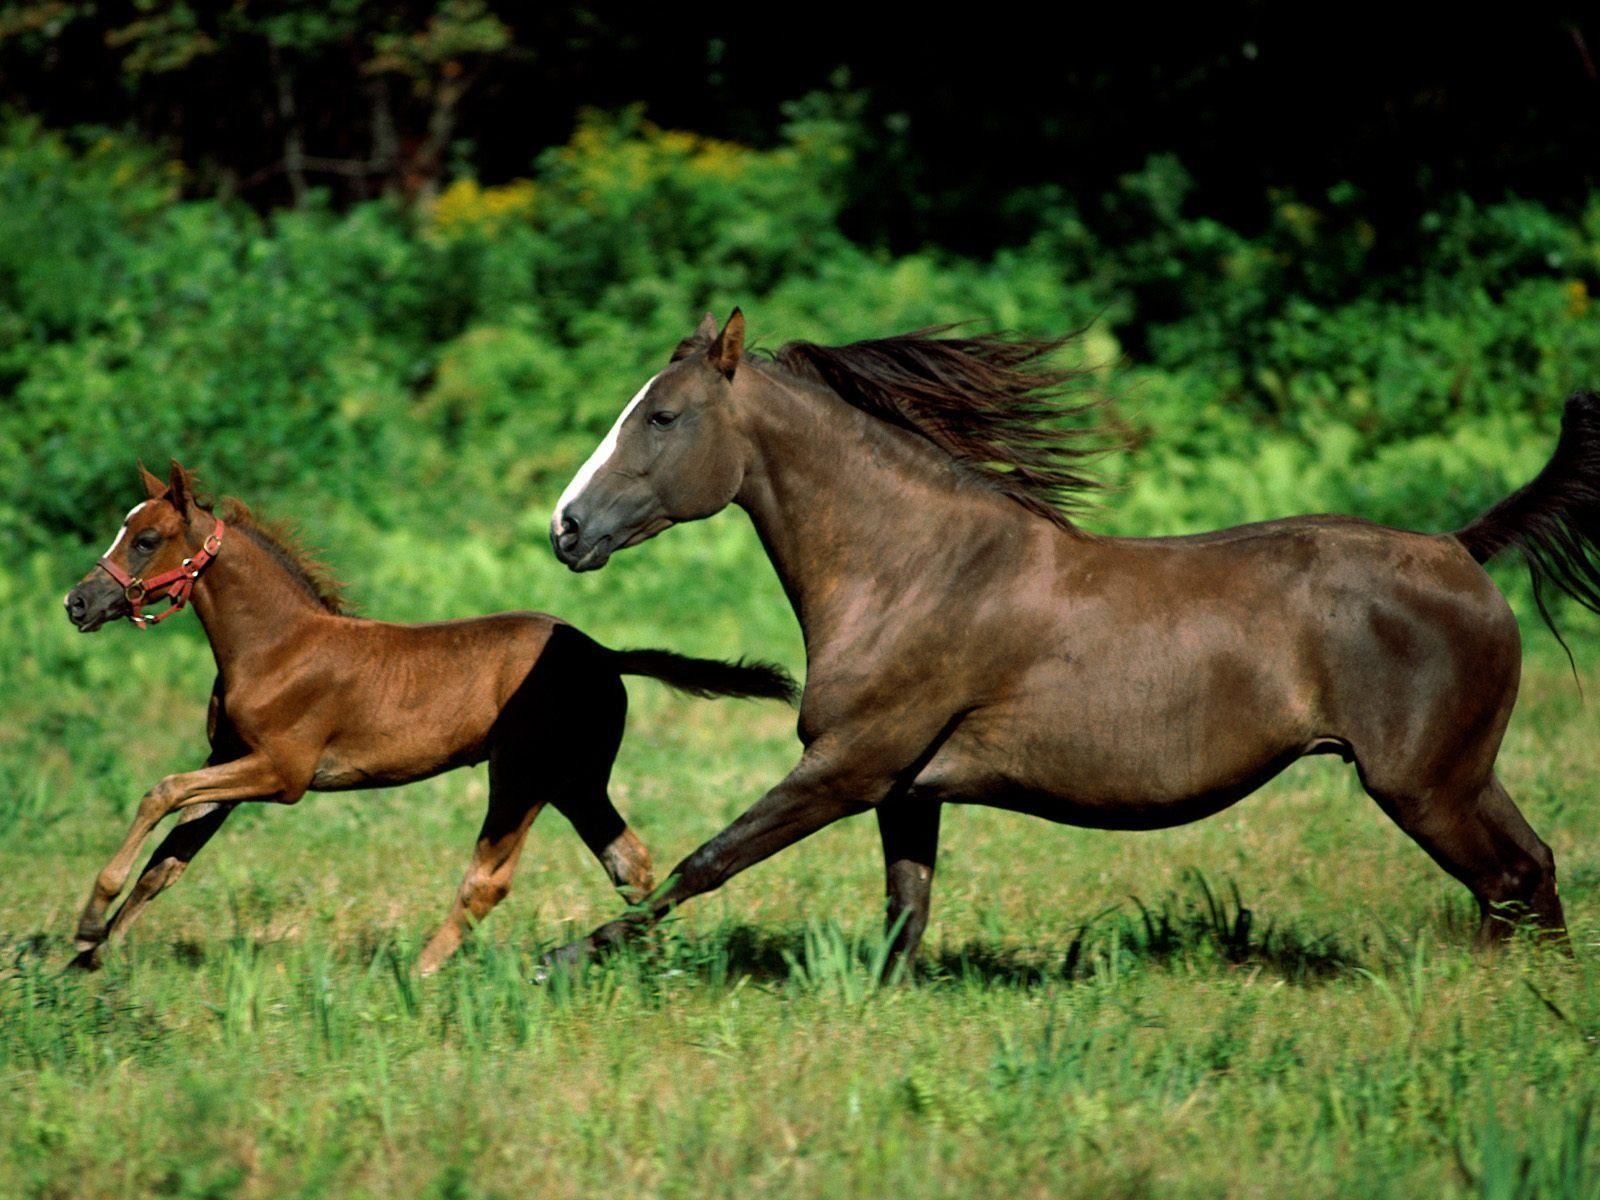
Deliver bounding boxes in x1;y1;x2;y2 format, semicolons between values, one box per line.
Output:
1455;390;1600;640
608;648;799;704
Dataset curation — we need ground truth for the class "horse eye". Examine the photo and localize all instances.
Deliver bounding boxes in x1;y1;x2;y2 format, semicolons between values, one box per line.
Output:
135;532;160;551
648;410;679;429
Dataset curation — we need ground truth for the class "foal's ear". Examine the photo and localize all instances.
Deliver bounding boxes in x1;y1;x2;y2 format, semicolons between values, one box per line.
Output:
671;312;720;363
166;460;195;513
707;308;745;380
138;460;167;500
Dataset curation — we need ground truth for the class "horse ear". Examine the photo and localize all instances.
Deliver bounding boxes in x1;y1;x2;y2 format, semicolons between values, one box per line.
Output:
139;461;166;499
707;308;745;380
671;312;719;363
166;459;194;513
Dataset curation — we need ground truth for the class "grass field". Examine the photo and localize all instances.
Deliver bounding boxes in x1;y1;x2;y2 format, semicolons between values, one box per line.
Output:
3;507;1599;1199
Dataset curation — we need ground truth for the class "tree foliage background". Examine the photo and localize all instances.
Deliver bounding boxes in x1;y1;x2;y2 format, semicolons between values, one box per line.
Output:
1;4;1598;585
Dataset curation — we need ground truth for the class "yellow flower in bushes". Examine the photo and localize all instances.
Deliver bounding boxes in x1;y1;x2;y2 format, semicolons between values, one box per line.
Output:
1565;279;1590;318
431;177;536;235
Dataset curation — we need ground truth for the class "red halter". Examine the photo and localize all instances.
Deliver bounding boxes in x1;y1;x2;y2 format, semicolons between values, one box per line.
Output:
97;517;225;630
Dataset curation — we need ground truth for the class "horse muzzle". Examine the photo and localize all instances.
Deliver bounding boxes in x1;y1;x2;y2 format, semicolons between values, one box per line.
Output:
549;511;618;572
64;578;125;633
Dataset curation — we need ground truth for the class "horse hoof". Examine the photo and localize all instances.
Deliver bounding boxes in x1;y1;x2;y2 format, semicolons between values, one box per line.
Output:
532;940;590;984
66;949;102;973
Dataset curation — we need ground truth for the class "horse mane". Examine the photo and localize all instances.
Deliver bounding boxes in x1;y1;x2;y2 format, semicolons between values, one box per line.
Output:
215;497;351;614
769;327;1108;527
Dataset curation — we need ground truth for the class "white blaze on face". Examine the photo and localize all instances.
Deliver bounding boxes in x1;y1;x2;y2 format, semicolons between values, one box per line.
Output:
554;373;661;526
103;502;149;558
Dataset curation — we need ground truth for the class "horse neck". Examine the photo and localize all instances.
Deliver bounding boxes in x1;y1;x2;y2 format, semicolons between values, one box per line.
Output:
190;523;330;673
732;366;1034;641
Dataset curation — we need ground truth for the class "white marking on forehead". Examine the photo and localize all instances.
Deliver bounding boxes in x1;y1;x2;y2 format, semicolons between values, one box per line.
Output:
555;373;662;518
103;501;149;558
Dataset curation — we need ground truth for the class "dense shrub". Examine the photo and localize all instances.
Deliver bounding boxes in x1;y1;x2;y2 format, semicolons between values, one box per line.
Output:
2;114;1598;559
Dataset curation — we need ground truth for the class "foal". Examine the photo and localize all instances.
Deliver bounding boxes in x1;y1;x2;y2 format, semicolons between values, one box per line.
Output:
64;462;795;973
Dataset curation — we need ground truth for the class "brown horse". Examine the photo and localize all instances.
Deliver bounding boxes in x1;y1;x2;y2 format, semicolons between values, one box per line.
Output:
64;461;796;973
546;310;1599;971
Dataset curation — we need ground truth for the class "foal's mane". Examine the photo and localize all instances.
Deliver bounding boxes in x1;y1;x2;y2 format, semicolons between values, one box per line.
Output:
215;497;350;614
769;328;1107;527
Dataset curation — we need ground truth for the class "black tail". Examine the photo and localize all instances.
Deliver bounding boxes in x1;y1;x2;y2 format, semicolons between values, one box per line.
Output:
1456;390;1600;640
608;649;799;704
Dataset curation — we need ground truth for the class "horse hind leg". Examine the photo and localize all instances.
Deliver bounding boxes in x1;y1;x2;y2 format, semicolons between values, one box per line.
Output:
417;646;651;975
1363;769;1564;945
876;797;942;978
525;635;652;902
417;750;548;976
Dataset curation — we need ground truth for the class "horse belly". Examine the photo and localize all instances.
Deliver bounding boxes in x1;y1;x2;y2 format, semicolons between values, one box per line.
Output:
912;646;1318;830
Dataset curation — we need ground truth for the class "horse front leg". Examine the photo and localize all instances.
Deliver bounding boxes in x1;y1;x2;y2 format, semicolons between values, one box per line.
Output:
69;802;237;970
546;725;946;970
74;753;291;960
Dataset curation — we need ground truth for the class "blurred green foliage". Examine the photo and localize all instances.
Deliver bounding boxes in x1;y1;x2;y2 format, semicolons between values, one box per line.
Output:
2;110;1598;561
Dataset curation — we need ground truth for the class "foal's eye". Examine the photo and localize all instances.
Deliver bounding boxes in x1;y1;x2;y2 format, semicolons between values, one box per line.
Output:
134;532;160;552
648;410;679;429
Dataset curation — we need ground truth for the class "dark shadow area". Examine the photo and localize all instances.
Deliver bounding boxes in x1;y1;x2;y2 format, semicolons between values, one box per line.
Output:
637;873;1368;990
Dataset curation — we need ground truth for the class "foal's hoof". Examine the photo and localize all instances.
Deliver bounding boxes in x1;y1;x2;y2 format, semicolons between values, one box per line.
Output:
74;920;106;954
66;948;103;973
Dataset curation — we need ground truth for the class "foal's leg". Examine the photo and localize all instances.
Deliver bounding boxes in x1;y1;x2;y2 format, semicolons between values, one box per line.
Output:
75;754;289;956
69;804;236;969
418;654;653;974
551;732;934;967
547;678;653;904
1367;771;1564;945
552;782;654;904
72;693;249;968
876;797;941;977
417;748;547;976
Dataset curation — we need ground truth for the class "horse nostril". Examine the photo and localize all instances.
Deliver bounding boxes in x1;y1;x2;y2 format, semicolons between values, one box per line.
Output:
65;592;86;616
557;516;581;552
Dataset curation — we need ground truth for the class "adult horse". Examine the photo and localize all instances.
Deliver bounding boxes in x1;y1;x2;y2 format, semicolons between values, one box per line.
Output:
548;310;1599;970
64;461;795;972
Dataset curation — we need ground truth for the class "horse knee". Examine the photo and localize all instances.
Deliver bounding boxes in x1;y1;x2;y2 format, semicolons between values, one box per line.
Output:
1503;840;1555;901
1478;841;1558;927
135;778;185;824
461;876;510;917
145;857;190;892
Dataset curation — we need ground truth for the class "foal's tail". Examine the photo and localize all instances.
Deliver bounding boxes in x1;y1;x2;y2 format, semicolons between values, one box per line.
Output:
1455;390;1600;638
608;649;799;703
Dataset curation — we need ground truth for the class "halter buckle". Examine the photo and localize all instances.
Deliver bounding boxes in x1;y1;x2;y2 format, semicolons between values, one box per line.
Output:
123;579;147;603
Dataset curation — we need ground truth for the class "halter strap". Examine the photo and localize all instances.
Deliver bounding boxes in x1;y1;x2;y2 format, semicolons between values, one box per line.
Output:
96;517;225;630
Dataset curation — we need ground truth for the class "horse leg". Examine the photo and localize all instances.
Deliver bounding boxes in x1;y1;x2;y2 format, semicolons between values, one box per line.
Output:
1365;770;1564;945
876;797;941;978
75;753;289;957
72;690;249;969
417;744;548;976
549;732;934;968
69;803;236;970
545;671;654;904
554;788;654;905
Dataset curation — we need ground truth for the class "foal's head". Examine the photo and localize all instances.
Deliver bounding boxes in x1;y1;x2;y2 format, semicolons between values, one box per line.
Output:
66;462;210;632
551;311;751;571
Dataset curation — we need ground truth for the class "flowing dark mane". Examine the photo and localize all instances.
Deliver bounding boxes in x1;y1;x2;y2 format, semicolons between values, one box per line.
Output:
216;497;350;614
769;327;1108;527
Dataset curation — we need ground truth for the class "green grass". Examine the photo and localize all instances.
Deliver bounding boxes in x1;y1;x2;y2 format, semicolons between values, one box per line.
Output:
4;510;1600;1199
